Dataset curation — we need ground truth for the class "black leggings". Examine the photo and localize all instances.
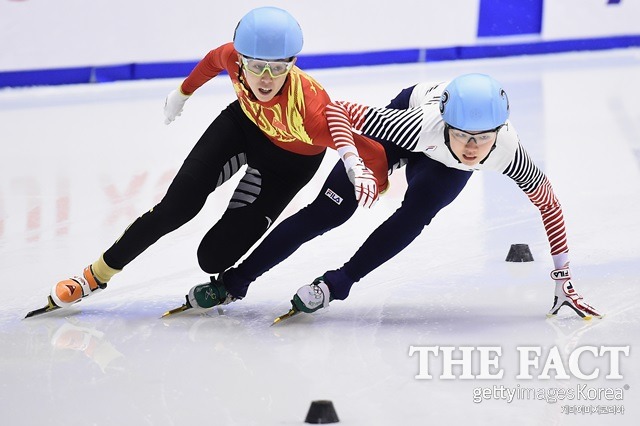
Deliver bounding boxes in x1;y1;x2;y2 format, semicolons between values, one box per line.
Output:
103;101;325;274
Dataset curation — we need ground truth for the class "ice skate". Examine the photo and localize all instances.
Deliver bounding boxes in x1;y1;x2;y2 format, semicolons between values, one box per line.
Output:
26;266;107;318
273;277;332;325
50;265;107;308
162;275;236;318
547;270;602;319
292;277;332;313
188;275;237;309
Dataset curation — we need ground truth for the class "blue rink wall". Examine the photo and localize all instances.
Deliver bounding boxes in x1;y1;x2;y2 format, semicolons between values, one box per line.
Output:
1;0;639;88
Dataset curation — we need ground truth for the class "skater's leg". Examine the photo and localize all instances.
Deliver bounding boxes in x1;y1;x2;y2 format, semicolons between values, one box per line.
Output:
188;129;330;307
222;160;359;297
197;143;328;287
52;102;250;306
326;156;472;299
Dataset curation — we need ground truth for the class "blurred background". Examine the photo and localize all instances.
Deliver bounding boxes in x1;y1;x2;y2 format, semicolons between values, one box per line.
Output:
1;0;639;87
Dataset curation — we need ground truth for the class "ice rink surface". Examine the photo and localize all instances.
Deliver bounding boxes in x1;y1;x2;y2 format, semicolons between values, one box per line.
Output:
1;49;640;425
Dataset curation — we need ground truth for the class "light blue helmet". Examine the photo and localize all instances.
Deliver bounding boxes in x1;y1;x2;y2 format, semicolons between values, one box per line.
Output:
439;73;510;131
233;7;303;60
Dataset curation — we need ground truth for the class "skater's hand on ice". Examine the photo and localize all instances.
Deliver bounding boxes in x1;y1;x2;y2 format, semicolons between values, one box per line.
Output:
164;88;190;125
547;265;603;319
344;155;379;208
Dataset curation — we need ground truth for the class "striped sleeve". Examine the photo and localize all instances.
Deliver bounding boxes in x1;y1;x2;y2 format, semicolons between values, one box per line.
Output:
324;101;365;158
502;143;568;255
326;101;424;152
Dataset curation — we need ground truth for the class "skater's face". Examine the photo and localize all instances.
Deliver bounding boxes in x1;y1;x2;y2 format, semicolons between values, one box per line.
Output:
448;126;500;166
239;55;296;102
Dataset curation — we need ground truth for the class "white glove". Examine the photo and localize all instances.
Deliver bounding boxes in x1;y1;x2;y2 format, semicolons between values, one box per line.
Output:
163;88;190;125
343;155;379;208
547;266;602;319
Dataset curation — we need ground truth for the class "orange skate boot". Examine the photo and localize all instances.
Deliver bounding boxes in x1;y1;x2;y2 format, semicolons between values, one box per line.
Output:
50;266;107;308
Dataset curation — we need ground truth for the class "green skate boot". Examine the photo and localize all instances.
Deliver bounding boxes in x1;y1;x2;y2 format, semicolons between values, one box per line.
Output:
162;275;237;317
188;275;237;309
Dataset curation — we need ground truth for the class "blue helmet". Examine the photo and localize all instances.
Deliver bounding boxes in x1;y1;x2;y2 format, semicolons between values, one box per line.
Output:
439;73;510;131
233;7;303;60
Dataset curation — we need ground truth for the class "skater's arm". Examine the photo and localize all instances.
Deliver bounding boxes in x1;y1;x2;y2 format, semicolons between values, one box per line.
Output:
164;43;235;124
502;142;568;266
181;43;235;94
326;100;428;152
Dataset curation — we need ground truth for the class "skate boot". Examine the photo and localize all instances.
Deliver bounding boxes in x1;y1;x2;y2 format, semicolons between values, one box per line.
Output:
547;267;602;319
292;276;332;313
187;275;237;310
50;265;107;308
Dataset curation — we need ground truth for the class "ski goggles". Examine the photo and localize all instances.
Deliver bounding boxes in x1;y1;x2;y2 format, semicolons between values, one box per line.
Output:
446;125;503;146
241;56;295;78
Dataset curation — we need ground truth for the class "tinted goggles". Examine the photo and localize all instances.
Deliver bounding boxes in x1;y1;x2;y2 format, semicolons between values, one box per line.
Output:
241;56;294;78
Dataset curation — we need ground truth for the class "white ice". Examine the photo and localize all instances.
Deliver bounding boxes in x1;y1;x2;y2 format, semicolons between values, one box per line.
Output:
1;49;640;426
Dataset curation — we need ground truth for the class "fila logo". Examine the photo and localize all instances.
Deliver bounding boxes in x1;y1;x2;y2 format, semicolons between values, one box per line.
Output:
324;188;343;205
551;269;571;280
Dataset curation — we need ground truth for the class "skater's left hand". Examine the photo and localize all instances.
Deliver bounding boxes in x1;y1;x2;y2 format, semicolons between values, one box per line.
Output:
547;265;603;319
344;155;379;208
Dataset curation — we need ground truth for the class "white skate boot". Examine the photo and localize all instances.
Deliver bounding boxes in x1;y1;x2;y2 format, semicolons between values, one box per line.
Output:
292;277;332;313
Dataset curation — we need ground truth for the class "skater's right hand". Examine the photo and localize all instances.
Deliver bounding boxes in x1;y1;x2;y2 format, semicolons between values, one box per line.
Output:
547;265;603;319
164;88;191;125
344;155;379;208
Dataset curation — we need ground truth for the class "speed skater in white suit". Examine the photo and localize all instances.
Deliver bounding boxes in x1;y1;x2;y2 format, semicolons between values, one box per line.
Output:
217;73;602;321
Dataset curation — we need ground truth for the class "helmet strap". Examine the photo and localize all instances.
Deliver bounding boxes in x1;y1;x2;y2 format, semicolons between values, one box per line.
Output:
443;124;463;164
478;142;497;165
478;123;505;164
237;64;256;101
